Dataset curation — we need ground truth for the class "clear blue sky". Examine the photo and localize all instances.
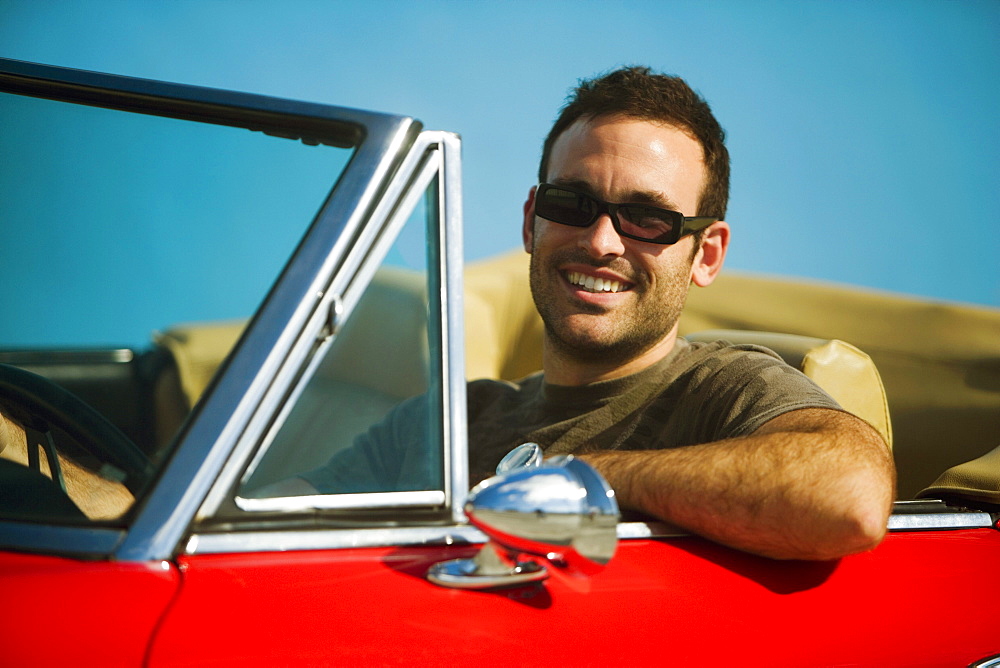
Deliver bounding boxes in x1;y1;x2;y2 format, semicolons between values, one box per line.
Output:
2;0;998;309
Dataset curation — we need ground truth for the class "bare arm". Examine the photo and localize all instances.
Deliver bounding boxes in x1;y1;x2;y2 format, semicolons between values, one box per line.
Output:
1;410;133;519
581;408;896;561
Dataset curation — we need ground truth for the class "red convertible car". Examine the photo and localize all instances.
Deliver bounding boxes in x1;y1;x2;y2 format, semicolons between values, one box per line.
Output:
1;58;999;666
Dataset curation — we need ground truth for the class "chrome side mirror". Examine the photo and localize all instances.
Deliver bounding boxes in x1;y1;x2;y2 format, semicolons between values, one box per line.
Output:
427;456;619;590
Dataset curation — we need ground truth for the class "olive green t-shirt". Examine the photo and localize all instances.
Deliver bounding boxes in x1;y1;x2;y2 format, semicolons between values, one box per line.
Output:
464;339;841;483
302;339;841;493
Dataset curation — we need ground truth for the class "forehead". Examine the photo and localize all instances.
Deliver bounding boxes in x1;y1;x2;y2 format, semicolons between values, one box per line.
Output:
547;115;706;210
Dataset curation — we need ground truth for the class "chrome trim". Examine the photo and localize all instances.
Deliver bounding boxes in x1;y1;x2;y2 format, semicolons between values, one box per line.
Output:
185;521;689;557
616;521;690;540
888;499;996;531
0;522;124;556
176;502;1000;558
618;505;998;539
427;542;548;590
888;514;994;531
182;507;1000;557
496;442;544;474
0;349;134;365
236;490;445;513
185;524;487;555
435;132;468;524
178;507;1000;558
325;294;345;339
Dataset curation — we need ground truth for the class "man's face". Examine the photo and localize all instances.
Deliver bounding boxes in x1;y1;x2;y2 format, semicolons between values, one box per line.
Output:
523;115;709;367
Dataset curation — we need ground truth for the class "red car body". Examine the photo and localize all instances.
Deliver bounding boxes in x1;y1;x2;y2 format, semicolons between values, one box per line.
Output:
1;59;998;667
4;528;1000;666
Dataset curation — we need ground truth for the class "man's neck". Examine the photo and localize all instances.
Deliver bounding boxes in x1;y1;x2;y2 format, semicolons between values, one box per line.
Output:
541;329;680;386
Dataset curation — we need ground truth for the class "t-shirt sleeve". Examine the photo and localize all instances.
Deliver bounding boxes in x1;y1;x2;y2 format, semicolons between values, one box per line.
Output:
669;344;843;444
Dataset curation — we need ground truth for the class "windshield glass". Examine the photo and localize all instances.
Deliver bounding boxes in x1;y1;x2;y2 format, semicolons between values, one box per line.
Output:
0;89;355;524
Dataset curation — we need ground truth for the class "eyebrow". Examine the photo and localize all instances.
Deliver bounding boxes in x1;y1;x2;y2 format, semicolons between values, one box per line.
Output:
550;179;682;212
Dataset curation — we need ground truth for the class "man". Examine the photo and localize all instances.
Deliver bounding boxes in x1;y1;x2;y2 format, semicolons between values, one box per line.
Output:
286;67;896;561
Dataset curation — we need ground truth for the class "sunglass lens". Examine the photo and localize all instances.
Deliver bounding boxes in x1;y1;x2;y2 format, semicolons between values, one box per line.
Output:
617;205;675;242
539;187;593;227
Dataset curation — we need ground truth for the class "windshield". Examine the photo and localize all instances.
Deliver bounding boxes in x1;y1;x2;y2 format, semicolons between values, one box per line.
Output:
0;88;355;524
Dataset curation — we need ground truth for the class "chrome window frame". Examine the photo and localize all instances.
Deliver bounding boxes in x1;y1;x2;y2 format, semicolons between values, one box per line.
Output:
206;142;450;516
198;132;467;519
186;131;471;558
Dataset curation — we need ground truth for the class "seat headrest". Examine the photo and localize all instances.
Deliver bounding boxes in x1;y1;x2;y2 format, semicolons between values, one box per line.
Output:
685;329;893;450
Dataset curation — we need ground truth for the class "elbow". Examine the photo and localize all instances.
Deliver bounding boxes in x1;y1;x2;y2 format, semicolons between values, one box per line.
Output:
838;503;890;556
792;466;894;561
813;482;894;560
792;507;889;562
825;453;896;558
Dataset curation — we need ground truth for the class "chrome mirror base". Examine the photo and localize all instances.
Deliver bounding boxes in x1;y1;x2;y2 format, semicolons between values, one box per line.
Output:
427;540;547;590
428;456;619;590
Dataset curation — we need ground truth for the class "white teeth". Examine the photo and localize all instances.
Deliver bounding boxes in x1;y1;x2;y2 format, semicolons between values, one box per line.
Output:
567;271;627;293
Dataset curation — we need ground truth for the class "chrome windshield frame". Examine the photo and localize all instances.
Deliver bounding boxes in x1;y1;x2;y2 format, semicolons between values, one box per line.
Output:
184;131;467;556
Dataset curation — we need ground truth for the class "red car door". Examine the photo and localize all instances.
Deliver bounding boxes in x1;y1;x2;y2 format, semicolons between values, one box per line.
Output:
146;525;1000;666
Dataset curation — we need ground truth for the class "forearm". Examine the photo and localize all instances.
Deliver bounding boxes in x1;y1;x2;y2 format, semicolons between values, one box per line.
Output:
581;409;896;560
0;410;27;456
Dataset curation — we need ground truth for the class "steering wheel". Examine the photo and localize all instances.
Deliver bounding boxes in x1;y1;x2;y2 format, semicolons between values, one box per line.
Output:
0;363;153;497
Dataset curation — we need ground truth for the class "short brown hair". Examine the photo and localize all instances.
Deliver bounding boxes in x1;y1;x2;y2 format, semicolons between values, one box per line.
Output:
538;66;729;219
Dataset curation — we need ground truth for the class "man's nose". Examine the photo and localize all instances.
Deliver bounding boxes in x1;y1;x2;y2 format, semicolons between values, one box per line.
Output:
578;213;626;258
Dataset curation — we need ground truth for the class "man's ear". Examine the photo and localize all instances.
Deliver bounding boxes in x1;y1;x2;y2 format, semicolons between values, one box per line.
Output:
522;186;537;253
691;221;730;287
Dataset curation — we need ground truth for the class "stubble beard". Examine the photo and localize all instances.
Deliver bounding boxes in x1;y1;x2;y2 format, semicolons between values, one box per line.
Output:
528;246;692;367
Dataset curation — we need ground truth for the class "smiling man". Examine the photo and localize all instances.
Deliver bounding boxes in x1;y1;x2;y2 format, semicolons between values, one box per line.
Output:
462;67;896;560
281;67;895;561
525;116;716;385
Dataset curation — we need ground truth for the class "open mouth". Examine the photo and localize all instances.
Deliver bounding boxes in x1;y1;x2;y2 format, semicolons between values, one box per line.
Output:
565;271;632;294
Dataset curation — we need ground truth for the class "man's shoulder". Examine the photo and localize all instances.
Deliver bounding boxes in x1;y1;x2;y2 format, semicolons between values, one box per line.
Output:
679;337;785;362
663;338;788;379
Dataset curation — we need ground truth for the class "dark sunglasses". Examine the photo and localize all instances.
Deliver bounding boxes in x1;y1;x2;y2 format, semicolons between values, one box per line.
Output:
534;183;718;245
